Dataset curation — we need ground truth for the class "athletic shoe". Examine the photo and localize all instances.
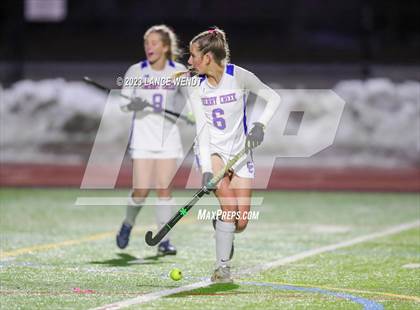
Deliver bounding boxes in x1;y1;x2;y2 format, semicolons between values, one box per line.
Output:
157;240;177;255
211;266;233;283
116;222;132;249
213;218;234;260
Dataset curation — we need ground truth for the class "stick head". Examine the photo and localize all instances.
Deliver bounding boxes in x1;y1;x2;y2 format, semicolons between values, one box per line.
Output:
145;230;159;246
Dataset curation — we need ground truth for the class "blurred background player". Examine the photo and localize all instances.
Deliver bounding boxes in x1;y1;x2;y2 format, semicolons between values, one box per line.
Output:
187;28;280;282
116;25;188;255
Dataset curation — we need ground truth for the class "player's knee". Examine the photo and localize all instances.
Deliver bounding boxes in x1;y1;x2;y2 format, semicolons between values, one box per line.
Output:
218;196;237;208
156;188;171;198
236;219;248;233
132;189;148;203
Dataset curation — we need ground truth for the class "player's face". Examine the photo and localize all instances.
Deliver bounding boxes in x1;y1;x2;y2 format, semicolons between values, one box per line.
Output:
188;43;207;74
144;32;169;64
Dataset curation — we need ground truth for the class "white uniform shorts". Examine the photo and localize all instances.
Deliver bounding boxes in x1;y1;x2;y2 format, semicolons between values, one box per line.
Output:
216;152;255;179
129;148;183;159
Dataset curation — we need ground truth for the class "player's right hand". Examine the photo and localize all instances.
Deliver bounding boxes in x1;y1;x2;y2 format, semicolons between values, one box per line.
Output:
202;172;216;194
126;97;150;111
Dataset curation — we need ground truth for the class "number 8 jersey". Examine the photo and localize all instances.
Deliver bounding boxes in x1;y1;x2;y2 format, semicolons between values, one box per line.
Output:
189;64;281;174
121;59;187;159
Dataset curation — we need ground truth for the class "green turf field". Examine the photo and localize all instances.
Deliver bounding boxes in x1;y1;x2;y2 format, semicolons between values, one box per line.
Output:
1;189;419;309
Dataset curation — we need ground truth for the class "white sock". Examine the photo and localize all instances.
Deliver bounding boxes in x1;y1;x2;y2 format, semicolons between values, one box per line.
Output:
124;193;143;226
155;197;175;242
215;219;235;267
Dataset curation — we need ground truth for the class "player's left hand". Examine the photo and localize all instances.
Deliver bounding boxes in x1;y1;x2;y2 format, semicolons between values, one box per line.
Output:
126;97;150;111
245;122;265;152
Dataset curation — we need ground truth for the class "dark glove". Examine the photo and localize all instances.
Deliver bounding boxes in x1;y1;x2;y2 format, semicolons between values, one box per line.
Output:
245;122;265;152
126;97;150;111
202;172;216;194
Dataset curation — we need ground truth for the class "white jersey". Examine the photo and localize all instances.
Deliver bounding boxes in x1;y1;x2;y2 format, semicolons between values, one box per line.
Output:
189;64;281;173
121;59;187;158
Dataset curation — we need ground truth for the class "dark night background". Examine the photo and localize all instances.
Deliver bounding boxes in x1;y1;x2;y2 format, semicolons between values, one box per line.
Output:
1;0;420;84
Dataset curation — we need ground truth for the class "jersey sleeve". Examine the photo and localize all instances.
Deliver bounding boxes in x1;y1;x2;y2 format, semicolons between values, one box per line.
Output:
175;64;193;114
179;87;193;116
236;66;281;128
188;88;212;174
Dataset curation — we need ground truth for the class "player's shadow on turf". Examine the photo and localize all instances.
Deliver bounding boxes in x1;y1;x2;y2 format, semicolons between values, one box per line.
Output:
167;283;242;298
89;253;167;267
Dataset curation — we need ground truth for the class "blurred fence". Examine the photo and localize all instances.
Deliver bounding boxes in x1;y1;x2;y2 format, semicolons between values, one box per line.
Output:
1;74;418;167
0;65;419;190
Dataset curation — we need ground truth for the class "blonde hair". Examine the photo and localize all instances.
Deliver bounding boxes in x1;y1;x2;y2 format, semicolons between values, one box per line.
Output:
144;25;181;61
190;27;230;65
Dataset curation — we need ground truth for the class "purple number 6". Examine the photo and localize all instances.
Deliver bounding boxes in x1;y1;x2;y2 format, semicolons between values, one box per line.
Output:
212;108;226;130
152;94;163;112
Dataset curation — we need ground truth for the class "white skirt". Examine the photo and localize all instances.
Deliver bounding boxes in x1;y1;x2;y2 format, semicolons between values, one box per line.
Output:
129;147;183;159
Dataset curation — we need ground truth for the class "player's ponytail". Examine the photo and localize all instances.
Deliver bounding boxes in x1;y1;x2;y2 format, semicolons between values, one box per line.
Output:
144;25;181;61
190;27;230;66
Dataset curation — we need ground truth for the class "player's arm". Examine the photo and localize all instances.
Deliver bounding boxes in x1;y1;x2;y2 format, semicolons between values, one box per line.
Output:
237;66;281;150
187;89;214;192
238;66;281;127
175;64;196;125
120;65;149;112
178;83;196;125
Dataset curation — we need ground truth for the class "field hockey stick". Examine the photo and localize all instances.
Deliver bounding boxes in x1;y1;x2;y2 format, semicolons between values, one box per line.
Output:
145;147;248;246
82;77;194;124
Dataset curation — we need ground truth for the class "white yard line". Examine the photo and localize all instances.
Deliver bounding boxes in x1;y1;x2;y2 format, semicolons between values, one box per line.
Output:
91;220;420;310
92;280;212;310
240;220;420;275
402;263;420;269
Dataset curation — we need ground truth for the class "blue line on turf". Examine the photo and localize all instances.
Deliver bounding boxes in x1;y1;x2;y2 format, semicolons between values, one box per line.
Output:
241;282;384;310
